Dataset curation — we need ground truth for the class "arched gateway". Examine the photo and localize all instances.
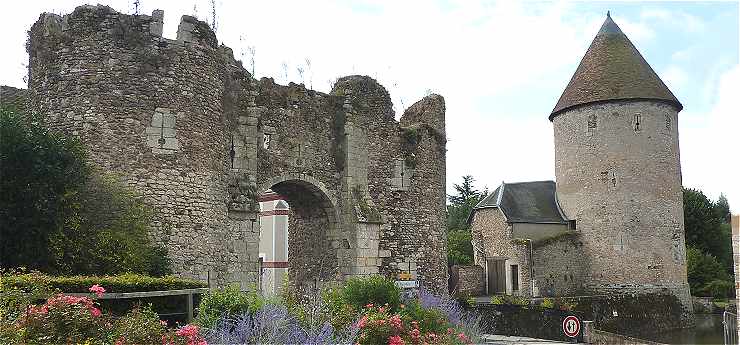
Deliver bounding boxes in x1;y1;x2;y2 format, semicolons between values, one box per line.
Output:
17;6;449;291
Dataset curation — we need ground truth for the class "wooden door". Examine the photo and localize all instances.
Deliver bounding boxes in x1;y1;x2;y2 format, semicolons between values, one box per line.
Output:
487;259;505;294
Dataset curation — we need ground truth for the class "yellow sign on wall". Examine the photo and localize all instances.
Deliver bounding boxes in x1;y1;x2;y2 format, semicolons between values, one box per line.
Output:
398;273;413;281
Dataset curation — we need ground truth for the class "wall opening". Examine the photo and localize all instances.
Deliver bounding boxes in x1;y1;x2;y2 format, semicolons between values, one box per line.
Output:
259;179;339;295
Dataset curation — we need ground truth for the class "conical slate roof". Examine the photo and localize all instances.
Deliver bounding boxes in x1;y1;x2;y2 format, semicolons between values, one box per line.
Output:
550;13;682;120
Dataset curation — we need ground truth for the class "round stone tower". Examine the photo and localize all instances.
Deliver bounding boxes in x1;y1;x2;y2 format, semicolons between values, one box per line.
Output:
551;13;692;318
26;6;248;286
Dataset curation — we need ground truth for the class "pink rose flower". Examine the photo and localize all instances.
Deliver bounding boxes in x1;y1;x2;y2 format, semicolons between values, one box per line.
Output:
89;307;102;317
389;314;403;330
457;332;470;343
358;315;369;328
176;324;199;338
388;335;405;345
89;284;106;298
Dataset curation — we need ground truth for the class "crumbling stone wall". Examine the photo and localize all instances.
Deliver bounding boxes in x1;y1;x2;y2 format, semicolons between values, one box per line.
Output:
19;5;448;291
0;86;27;111
552;100;692;322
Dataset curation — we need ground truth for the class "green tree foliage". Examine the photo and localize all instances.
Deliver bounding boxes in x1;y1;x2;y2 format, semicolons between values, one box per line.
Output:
686;246;728;295
447;229;473;266
1;107;88;271
683;188;732;273
446;175;486;231
446;176;486;266
0;106;170;276
683;187;733;297
715;194;731;224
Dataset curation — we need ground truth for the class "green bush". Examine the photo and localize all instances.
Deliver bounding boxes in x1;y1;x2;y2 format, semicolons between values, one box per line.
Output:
401;300;450;335
489;294;530;307
0;106;172;276
194;285;265;329
540;298;554;309
112;304;168;345
320;285;359;332
704;279;734;299
342;276;402;313
1;272;206;293
447;230;473;266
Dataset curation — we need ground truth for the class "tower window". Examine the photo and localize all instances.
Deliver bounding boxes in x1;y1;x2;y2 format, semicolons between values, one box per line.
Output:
587;114;597;132
633;114;642;132
665;114;671;131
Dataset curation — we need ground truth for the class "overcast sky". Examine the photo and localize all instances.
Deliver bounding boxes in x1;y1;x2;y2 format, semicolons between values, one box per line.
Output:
1;1;738;212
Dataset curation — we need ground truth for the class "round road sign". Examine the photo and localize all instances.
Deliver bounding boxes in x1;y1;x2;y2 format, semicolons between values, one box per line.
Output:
562;315;580;338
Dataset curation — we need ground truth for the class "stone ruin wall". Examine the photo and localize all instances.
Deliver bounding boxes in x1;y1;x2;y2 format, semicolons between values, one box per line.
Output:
19;5;448;291
552;100;693;320
0;86;28;112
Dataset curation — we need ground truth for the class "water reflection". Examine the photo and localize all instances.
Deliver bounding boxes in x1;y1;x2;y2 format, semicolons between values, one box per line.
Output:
649;314;725;345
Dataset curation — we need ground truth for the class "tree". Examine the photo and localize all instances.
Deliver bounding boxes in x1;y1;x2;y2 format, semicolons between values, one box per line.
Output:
447;176;480;205
1;107;88;271
447;229;473;266
446;175;486;232
446;176;487;267
0;106;170;276
683;187;734;297
714;194;731;224
686;246;731;297
683;188;727;265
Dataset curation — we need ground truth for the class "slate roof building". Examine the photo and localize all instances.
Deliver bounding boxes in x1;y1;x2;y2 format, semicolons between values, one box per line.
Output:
468;13;692;320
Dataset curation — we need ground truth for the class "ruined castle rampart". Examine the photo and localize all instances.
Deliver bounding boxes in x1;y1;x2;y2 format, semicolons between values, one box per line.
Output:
18;5;448;290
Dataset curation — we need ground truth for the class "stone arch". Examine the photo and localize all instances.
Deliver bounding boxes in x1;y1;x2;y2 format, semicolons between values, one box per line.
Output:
257;174;342;290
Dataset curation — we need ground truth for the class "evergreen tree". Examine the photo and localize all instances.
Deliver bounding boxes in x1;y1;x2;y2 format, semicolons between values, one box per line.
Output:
446;176;487;266
714;194;731;224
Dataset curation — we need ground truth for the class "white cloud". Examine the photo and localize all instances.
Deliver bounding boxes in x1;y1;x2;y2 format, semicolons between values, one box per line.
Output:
641;8;706;33
680;64;740;212
661;65;689;92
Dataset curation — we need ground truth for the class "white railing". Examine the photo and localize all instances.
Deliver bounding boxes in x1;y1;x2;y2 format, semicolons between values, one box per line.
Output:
724;310;737;345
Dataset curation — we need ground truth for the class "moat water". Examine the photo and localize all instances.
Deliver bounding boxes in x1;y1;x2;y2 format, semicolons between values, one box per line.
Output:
647;314;725;345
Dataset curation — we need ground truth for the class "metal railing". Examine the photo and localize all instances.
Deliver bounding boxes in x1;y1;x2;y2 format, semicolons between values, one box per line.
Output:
724;310;737;345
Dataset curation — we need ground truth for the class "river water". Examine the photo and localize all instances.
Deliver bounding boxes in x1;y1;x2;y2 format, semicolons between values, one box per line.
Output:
646;314;726;345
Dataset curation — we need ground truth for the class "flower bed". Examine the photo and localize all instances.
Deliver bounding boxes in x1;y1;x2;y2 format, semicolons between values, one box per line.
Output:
1;276;483;345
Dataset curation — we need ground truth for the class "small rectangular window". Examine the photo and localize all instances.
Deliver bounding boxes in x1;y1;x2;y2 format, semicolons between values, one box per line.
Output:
510;265;519;292
665;114;671;131
633;114;642;132
587;115;597;132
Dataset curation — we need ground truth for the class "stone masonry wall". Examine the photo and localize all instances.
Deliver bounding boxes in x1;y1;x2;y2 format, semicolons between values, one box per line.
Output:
532;234;586;297
0;86;27;112
470;208;531;296
552;100;692;322
21;5;448;291
450;265;485;296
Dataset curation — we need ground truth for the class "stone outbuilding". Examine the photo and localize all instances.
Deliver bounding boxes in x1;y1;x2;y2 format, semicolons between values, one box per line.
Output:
468;12;693;323
470;181;580;297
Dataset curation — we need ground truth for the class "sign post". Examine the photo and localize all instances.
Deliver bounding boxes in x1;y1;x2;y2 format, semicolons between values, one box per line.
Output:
562;315;581;338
